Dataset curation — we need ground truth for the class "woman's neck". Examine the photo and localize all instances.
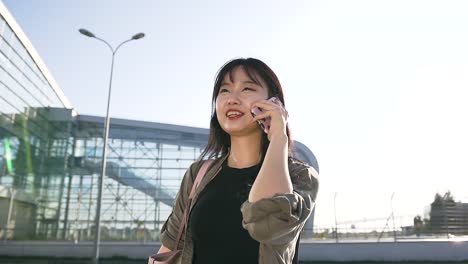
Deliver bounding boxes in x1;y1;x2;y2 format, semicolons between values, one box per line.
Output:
228;135;262;168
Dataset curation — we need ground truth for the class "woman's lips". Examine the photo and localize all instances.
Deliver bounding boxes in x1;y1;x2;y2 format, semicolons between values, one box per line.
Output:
226;109;245;120
227;113;244;120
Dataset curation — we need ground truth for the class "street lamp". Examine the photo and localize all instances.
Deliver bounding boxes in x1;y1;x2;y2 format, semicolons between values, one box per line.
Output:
79;28;144;264
334;192;338;243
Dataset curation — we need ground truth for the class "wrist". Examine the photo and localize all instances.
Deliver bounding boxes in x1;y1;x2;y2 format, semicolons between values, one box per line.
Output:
270;132;288;143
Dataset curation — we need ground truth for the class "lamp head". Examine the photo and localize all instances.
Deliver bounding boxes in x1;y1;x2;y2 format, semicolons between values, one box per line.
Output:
79;28;96;38
132;33;145;40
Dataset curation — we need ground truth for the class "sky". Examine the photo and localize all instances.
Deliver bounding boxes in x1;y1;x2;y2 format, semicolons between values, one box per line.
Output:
3;0;468;229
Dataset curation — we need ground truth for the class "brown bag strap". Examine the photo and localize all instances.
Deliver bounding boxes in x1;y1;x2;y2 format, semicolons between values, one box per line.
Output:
173;160;214;250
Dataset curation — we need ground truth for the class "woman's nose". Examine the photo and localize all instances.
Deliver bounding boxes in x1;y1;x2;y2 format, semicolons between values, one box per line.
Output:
227;94;240;105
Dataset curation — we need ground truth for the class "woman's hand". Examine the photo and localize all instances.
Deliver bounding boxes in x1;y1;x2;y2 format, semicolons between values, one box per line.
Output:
251;98;289;141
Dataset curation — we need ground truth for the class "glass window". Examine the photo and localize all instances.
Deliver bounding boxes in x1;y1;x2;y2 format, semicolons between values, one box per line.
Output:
0;18;13;46
0;17;6;38
0;21;65;108
1;66;44;108
0;96;18;113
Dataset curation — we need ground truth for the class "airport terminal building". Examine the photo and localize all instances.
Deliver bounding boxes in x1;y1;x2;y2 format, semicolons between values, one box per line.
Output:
0;1;318;243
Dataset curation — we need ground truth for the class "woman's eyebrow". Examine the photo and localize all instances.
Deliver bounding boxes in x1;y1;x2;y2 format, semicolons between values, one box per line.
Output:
221;80;262;87
242;80;257;85
242;80;263;88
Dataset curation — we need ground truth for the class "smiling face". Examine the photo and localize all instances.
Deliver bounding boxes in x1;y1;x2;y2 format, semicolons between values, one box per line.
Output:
215;66;269;136
199;57;293;161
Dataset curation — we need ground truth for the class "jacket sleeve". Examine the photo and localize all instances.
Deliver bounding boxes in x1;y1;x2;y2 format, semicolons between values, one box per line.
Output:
240;165;319;245
159;161;200;250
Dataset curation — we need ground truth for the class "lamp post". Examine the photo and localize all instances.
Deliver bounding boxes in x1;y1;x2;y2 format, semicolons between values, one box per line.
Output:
79;28;144;264
391;192;397;242
334;192;338;243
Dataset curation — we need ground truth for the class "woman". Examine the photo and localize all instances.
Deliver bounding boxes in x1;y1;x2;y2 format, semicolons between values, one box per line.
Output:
157;58;319;264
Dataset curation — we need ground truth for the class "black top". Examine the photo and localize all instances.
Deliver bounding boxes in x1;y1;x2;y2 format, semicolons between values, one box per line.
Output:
189;159;261;264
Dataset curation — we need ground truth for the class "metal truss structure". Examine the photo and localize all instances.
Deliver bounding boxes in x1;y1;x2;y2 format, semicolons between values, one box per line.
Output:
0;107;319;242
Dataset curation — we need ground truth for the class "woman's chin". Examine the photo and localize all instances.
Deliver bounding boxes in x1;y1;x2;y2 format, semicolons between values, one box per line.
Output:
223;125;262;136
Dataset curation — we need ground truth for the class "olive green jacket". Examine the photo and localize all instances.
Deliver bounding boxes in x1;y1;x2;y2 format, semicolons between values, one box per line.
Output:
160;153;319;264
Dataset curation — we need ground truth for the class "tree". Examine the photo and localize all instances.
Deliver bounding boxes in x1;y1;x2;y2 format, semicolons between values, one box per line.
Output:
431;191;455;206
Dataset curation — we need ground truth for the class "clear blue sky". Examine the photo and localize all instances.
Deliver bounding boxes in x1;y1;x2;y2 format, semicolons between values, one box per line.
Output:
3;0;468;228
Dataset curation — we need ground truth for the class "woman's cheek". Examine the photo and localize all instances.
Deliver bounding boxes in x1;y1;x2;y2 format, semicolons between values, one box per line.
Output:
215;99;222;114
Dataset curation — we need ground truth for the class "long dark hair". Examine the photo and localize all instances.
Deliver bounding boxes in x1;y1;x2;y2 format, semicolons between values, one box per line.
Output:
198;58;295;161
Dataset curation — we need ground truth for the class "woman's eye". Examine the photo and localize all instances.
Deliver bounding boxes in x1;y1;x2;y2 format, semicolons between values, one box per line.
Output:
219;88;229;93
243;87;255;91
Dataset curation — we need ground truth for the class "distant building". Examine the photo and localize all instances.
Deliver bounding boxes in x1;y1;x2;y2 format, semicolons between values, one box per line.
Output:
429;201;468;235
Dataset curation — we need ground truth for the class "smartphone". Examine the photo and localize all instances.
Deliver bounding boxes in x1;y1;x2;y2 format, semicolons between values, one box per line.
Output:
250;96;284;134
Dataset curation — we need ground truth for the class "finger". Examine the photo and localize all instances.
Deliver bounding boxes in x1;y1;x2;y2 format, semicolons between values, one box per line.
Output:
251;101;278;110
251;111;271;122
252;101;285;112
251;114;269;123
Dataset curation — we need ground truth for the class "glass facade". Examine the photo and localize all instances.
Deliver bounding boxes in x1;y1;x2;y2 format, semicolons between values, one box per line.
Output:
0;10;72;240
0;8;317;243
